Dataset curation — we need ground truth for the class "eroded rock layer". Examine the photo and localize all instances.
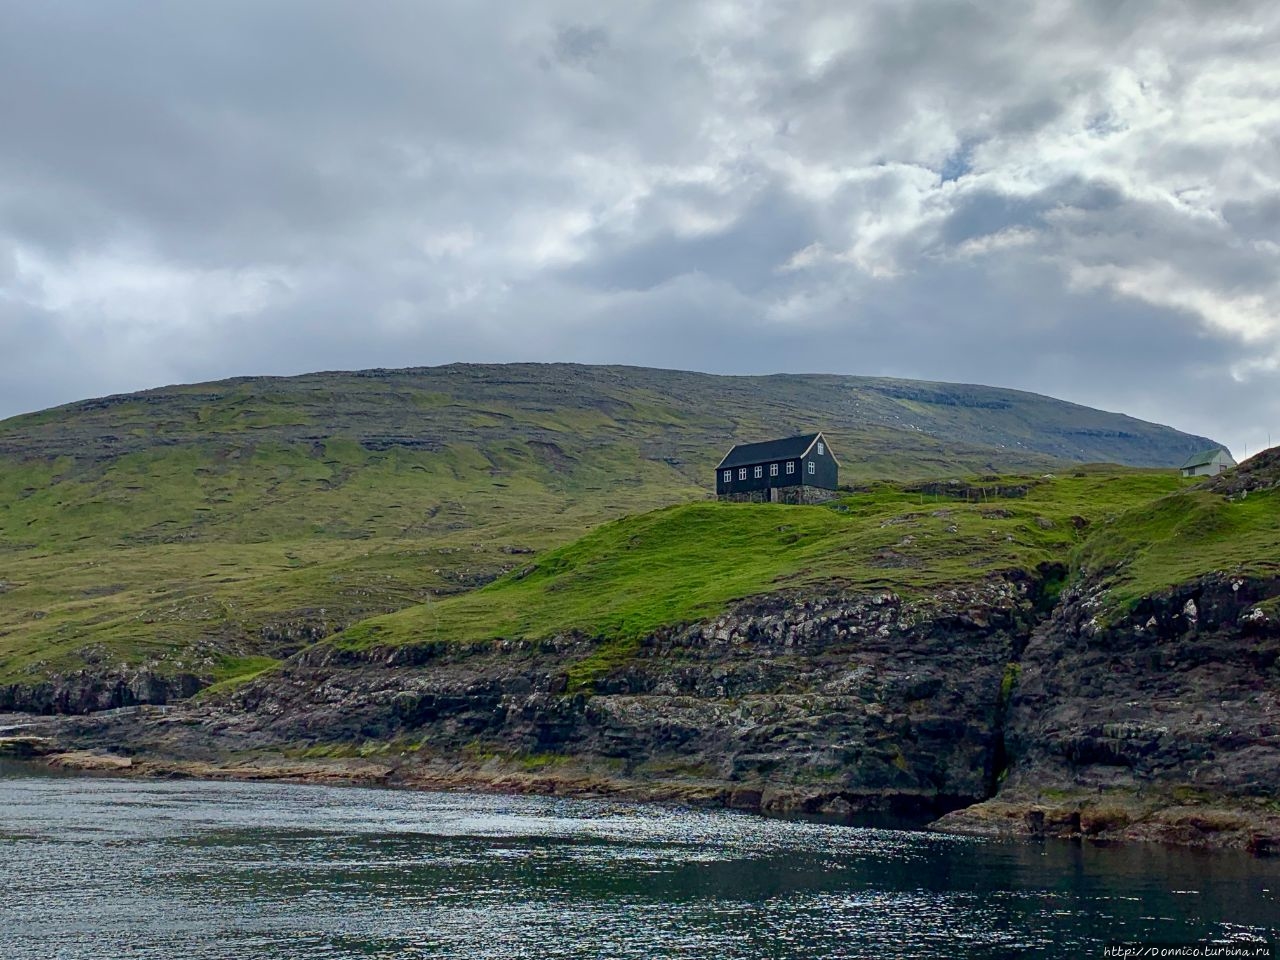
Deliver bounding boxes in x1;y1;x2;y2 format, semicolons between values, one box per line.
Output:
938;574;1280;851
17;571;1278;851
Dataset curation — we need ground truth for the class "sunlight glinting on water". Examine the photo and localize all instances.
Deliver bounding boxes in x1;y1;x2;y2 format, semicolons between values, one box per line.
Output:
2;771;1277;959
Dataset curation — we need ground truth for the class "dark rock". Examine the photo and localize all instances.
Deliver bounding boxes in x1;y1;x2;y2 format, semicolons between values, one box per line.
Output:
727;788;764;810
42;580;1035;814
0;669;203;715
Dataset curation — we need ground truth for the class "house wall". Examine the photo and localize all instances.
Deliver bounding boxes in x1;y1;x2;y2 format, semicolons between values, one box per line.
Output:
718;485;839;505
806;441;838;490
715;439;839;498
715;460;804;497
1182;452;1236;478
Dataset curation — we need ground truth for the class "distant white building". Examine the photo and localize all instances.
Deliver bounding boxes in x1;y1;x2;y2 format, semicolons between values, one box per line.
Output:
1180;447;1236;478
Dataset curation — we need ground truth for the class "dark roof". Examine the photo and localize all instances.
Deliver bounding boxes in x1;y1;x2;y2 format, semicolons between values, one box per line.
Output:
717;432;823;469
1180;446;1230;469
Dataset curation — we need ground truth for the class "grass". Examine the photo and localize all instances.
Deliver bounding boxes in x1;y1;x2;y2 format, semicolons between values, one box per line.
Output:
1076;486;1280;614
328;463;1280;690
192;655;282;700
999;662;1021;704
0;436;704;684
334;471;1195;688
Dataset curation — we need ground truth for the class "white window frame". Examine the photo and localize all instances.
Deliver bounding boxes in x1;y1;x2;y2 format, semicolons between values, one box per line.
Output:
723;470;732;483
769;463;779;477
738;467;747;480
786;461;795;475
753;465;763;479
817;442;824;455
808;461;815;474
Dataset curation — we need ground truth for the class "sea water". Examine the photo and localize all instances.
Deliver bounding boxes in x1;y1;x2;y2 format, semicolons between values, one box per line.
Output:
1;763;1277;959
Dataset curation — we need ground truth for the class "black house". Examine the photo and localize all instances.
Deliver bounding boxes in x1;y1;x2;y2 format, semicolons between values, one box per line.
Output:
715;432;839;503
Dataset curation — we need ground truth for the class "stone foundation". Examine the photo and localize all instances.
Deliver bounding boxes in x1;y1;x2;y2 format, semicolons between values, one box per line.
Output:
719;486;839;505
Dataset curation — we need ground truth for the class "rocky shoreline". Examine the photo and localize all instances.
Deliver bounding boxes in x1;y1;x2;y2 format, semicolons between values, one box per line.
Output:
7;741;1277;854
4;567;1276;855
935;794;1280;854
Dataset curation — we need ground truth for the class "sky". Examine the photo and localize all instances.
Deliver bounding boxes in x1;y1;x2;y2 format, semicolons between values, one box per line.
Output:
1;1;1278;456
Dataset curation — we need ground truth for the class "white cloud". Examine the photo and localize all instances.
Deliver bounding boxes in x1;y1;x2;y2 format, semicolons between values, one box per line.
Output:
13;248;287;331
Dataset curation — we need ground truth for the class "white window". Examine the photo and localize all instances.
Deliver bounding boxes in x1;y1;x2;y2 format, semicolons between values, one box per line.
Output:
738;468;747;480
817;442;824;455
808;461;815;474
786;461;795;475
723;470;732;483
769;463;779;477
753;465;763;479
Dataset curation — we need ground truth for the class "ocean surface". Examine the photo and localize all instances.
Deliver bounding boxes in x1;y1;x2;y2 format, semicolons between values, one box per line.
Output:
1;762;1277;959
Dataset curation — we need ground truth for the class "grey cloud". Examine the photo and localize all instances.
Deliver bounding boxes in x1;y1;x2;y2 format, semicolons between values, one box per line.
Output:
1222;194;1280;241
936;190;1047;246
552;24;610;67
561;182;819;294
994;97;1065;137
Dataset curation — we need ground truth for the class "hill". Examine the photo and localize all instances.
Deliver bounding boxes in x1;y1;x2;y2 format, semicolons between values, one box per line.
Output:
333;454;1278;663
334;469;1186;689
321;454;1277;690
0;363;1219;707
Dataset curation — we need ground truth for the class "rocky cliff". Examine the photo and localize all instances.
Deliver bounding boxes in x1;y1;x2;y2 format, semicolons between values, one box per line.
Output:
936;573;1280;851
932;452;1280;850
27;579;1034;818
0;667;202;715
17;565;1278;851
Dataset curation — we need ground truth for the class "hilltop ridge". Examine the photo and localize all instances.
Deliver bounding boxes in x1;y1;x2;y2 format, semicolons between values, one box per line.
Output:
1;362;1218;470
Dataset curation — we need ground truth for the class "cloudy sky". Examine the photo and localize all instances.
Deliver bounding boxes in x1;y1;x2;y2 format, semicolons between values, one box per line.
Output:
1;1;1277;455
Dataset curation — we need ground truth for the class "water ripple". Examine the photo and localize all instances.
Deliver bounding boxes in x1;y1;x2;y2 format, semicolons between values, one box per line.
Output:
1;771;1277;959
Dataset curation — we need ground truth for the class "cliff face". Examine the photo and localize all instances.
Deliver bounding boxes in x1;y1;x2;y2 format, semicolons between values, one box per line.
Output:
21;567;1280;850
247;580;1039;815
0;668;203;714
937;573;1280;851
1012;574;1279;794
44;580;1035;818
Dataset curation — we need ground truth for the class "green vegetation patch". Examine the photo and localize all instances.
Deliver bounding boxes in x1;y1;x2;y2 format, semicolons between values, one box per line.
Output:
1076;486;1280;614
192;655;282;700
336;472;1186;670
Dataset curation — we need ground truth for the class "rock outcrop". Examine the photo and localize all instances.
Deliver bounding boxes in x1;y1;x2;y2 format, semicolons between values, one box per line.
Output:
937;573;1280;851
1202;446;1280;497
0;667;203;715
43;579;1039;819
18;566;1279;851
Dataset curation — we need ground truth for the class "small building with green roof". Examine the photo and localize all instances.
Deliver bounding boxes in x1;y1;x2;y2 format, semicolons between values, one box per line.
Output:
1180;446;1236;478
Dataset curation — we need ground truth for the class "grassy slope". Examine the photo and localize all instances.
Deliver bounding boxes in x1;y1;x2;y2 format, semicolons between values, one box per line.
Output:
0;442;692;685
334;471;1192;681
0;364;1222;689
335;459;1279;689
1077;487;1280;614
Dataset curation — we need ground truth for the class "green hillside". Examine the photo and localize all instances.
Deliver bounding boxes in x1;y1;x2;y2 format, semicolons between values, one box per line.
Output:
0;363;1221;696
336;458;1278;691
332;469;1187;687
1077;449;1280;615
